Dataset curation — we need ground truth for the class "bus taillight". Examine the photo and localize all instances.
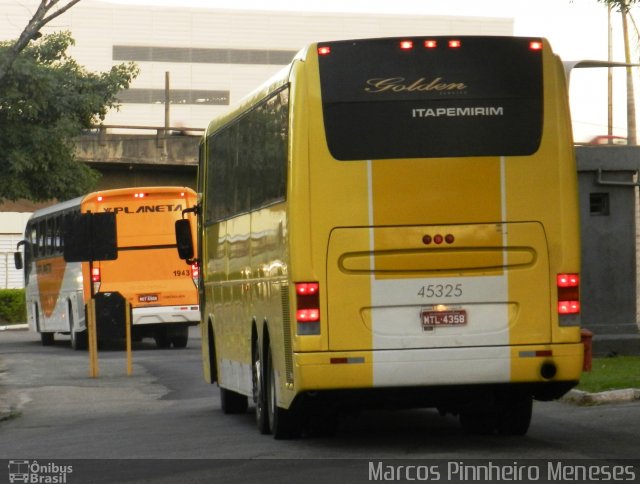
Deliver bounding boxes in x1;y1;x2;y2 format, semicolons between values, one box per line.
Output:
557;273;580;315
295;282;320;335
191;262;200;288
92;267;101;293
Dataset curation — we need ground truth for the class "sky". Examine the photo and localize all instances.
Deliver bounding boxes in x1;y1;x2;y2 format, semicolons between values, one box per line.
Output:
101;0;638;141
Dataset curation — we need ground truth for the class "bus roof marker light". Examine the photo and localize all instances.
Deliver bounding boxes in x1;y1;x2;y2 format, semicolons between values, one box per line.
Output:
318;46;331;56
529;41;543;51
424;40;438;49
448;40;462;48
399;40;414;50
97;196;104;202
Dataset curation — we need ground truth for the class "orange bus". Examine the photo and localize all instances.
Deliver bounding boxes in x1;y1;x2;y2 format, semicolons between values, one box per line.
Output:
16;186;199;349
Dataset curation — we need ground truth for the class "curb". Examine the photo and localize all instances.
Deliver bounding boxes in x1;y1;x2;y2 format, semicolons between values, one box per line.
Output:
0;324;28;331
562;388;640;405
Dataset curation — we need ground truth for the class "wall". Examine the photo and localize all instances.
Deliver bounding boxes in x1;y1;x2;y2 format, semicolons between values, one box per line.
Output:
576;145;640;353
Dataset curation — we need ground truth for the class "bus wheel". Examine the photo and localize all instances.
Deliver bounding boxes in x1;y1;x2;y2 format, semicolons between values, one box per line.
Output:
169;326;189;349
253;337;269;434
41;332;55;346
265;346;299;439
459;408;497;435
154;328;171;349
220;387;248;414
497;393;532;436
69;304;87;351
35;307;53;346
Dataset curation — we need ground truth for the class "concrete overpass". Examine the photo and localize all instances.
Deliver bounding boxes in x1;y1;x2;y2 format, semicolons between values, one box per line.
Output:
75;125;202;190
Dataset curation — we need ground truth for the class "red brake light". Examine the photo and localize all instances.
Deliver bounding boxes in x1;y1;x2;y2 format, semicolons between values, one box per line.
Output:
295;282;320;334
296;282;319;296
424;40;437;49
448;40;462;48
191;262;199;280
399;40;414;50
558;300;580;314
318;46;331;56
557;274;579;287
91;267;101;282
296;309;320;322
557;273;580;315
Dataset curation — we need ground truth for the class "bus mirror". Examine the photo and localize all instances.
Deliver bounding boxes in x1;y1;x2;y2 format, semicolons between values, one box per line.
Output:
175;219;194;261
14;252;23;270
14;240;28;270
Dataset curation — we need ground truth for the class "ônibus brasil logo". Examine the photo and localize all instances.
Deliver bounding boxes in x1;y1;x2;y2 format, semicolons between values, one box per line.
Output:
8;460;73;483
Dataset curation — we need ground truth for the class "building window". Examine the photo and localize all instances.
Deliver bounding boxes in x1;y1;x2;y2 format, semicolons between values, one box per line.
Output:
117;89;230;105
590;193;610;216
113;46;297;65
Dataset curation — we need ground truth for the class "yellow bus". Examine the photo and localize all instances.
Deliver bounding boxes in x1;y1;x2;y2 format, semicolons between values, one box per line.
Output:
16;186;199;349
179;36;584;438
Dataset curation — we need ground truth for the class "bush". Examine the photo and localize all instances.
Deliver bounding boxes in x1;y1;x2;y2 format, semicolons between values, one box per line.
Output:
0;289;26;324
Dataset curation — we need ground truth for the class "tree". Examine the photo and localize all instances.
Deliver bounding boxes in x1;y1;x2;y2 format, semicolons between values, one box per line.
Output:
598;0;640;143
0;31;139;202
0;0;83;83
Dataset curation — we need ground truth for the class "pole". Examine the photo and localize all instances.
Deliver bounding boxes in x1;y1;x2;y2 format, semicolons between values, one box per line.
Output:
608;4;614;137
622;3;637;144
163;71;170;157
125;301;132;376
88;298;99;378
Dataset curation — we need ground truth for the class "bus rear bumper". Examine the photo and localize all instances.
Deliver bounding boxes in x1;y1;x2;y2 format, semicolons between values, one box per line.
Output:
132;305;200;325
294;343;583;399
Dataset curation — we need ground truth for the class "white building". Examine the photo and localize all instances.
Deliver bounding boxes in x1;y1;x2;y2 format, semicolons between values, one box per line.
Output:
0;212;31;289
0;1;512;288
0;0;513;131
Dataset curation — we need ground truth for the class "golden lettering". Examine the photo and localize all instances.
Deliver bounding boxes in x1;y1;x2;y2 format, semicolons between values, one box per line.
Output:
365;77;467;93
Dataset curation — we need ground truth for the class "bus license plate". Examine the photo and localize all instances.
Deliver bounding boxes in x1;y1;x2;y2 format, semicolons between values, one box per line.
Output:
421;309;467;330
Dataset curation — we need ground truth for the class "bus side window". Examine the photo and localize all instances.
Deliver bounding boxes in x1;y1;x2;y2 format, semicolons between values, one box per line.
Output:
53;216;62;255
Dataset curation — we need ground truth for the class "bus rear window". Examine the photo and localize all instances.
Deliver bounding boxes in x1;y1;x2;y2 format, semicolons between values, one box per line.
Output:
317;36;543;160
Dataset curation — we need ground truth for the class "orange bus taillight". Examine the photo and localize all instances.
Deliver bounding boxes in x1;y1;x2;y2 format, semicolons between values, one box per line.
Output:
295;282;320;335
191;262;200;288
92;267;101;293
557;273;580;315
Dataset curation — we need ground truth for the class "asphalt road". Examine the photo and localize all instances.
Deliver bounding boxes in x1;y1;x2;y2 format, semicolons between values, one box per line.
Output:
0;327;639;483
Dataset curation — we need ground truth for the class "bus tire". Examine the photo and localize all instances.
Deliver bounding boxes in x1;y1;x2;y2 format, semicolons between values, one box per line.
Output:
265;346;299;439
35;306;54;346
459;409;497;435
253;336;269;434
69;303;87;351
497;393;532;436
154;328;171;349
220;387;248;414
41;332;54;346
169;326;189;349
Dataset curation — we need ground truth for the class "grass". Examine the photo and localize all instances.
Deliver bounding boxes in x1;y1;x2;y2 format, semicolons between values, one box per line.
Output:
576;356;640;393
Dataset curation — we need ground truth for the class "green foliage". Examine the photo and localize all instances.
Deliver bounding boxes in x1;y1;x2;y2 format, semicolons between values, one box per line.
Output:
577;356;640;392
0;289;26;324
596;0;640;12
0;31;139;202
